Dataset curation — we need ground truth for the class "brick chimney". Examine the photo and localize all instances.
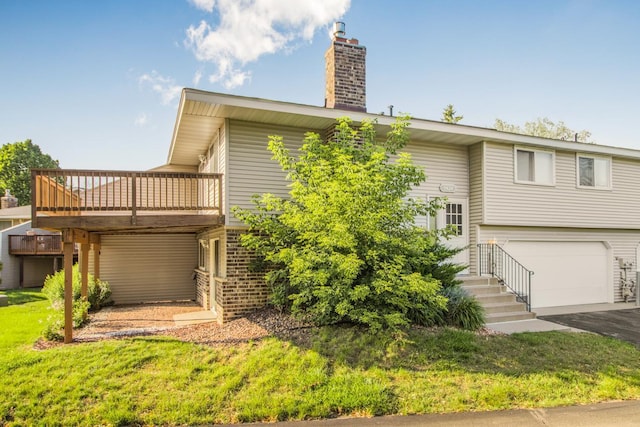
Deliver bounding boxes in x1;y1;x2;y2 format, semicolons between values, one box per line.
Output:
1;189;18;209
324;22;366;112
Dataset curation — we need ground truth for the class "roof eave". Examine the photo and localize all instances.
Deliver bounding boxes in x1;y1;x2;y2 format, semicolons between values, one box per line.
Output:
169;89;640;162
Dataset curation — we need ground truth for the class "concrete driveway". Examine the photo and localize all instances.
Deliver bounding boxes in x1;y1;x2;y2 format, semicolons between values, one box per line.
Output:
539;308;640;346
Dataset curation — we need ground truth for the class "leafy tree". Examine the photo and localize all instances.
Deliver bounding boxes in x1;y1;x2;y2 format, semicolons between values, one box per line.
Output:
494;117;593;143
0;140;59;205
441;104;463;124
233;117;468;332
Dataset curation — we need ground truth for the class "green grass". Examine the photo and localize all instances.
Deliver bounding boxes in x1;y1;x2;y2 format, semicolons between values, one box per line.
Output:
0;288;52;350
2;289;640;425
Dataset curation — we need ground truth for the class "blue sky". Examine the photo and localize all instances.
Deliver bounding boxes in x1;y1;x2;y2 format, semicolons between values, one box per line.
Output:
1;0;638;171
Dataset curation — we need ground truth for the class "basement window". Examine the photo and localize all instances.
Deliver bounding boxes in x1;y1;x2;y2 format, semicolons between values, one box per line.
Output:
514;147;555;186
577;155;611;189
198;240;209;271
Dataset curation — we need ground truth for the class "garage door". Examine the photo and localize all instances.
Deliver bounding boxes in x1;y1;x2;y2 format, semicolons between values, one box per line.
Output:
99;234;197;304
503;241;609;308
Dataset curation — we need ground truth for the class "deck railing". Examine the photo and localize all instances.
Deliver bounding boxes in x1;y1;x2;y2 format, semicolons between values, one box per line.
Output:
8;234;69;255
31;169;223;217
477;243;534;311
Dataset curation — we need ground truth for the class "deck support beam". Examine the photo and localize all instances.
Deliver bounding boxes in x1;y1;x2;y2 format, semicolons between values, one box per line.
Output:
91;234;101;280
80;242;90;301
62;229;75;344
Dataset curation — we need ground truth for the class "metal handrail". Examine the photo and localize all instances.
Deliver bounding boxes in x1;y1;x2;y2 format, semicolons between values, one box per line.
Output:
477;243;534;311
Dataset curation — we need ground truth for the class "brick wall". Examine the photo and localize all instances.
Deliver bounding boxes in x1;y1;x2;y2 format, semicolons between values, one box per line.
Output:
325;38;366;112
195;269;210;309
219;229;269;322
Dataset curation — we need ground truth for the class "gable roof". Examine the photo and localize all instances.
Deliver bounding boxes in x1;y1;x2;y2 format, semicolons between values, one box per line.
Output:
0;205;31;220
168;88;640;167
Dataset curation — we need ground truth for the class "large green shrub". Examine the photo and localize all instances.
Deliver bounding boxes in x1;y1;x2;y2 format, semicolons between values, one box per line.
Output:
233;117;469;332
42;263;111;311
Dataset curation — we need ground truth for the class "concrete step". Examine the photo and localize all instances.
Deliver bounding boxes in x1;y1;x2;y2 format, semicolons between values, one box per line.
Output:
483;302;529;314
458;276;499;286
461;284;507;296
486;311;536;323
459;275;535;324
473;293;518;304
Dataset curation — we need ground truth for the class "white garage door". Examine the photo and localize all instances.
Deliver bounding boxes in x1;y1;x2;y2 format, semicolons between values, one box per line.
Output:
99;234;197;304
503;241;609;308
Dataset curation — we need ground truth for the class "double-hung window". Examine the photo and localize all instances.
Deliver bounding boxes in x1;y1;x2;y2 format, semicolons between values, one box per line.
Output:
577;154;611;189
514;147;554;185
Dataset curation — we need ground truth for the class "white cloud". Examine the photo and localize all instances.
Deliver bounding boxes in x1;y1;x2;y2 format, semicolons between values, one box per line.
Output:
193;69;203;86
184;0;350;89
138;71;183;105
189;0;215;12
134;112;149;127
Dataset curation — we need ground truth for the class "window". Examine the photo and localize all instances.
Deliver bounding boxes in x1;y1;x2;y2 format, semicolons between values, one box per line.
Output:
445;203;463;236
514;148;554;185
577;155;611;189
212;239;220;277
198;240;209;270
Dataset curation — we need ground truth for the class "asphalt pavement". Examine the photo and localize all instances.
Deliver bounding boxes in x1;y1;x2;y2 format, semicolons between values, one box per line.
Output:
539;308;640;346
220;400;640;426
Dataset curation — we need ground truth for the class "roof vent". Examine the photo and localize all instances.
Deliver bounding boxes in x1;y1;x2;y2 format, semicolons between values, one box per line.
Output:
333;21;345;39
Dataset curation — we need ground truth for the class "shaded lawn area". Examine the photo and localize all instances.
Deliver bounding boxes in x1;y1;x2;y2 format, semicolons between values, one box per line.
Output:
2;290;640;426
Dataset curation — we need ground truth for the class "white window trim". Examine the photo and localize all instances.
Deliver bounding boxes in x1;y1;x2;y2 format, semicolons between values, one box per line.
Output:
576;153;612;190
513;146;556;186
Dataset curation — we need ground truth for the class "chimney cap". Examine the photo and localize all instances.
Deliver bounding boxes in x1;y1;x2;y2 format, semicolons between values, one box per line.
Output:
332;21;346;39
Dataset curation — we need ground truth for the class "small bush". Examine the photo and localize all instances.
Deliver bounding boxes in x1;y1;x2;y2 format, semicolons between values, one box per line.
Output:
41;264;111;340
42;300;91;341
42;263;111;311
438;286;485;330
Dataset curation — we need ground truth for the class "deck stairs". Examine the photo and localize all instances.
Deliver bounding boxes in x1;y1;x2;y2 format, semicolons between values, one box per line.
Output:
460;276;536;323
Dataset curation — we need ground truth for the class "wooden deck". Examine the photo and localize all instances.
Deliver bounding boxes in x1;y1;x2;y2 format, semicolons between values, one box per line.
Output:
31;168;224;232
8;234;75;255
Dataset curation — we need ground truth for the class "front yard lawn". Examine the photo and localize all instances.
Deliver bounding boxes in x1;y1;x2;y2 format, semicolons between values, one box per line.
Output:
2;289;640;425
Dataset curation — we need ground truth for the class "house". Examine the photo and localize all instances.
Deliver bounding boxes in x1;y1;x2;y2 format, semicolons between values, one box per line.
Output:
33;23;639;341
0;191;66;290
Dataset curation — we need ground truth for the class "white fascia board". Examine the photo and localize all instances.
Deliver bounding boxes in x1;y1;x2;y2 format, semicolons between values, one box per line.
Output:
167;89;188;165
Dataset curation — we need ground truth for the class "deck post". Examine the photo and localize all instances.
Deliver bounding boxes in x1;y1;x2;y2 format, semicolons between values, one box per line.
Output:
91;234;101;280
80;242;90;301
31;170;38;228
62;229;75;344
19;257;24;288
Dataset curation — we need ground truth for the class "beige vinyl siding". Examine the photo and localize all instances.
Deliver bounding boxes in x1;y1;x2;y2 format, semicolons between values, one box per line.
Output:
468;142;484;275
23;258;56;287
228;120;470;227
227;120;312;226
399;139;469;228
484;142;640;228
98;234;197;304
405;139;469;202
199;125;225;216
478;225;640;303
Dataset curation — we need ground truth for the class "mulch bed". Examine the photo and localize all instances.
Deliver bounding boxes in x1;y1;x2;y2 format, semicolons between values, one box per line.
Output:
33;304;502;350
